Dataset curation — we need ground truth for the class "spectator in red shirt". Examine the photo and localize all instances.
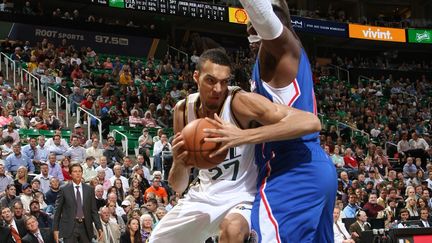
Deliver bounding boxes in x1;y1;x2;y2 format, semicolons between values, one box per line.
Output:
344;148;359;173
362;193;384;219
70;64;83;81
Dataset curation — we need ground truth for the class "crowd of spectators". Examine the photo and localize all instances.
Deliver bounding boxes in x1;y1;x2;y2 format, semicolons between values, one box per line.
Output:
0;20;431;241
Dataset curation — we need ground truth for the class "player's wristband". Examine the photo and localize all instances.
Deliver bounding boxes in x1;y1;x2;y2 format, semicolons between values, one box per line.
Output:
239;0;283;40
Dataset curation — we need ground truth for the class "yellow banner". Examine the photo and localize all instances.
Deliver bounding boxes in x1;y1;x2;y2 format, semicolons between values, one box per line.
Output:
228;7;249;25
349;24;406;42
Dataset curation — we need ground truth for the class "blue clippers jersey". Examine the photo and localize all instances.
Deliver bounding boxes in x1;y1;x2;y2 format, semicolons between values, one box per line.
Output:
251;49;321;172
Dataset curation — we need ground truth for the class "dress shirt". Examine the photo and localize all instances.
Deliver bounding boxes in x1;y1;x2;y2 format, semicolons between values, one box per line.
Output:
35;145;49;162
397;140;410;153
334;221;351;243
85;147;103;163
82;163;97;182
21;144;37;160
0;174;13;193
5;153;34;173
48;163;64;181
343;204;360;218
34;174;52;194
45;138;69;149
48;145;68;161
409;138;429;150
65;146;86;163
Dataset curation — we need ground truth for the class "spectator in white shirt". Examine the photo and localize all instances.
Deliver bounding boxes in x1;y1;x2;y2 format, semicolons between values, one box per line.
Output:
333;207;354;243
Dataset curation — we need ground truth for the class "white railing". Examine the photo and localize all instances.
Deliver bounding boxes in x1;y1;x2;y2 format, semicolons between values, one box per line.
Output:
47;87;69;127
329;64;350;83
0;52;17;86
336;121;370;142
76;107;103;143
21;69;42;104
168;46;189;63
111;129;128;156
358;75;383;92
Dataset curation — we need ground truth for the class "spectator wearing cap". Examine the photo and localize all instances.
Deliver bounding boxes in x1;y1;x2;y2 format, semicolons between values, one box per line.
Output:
30;199;52;228
20;182;33;213
34;163;52;194
144;176;168;206
2;122;19;144
5;143;34;175
64;135;86;164
71;123;86;145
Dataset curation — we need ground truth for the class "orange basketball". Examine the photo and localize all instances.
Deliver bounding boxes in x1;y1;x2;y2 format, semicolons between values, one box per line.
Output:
181;118;228;169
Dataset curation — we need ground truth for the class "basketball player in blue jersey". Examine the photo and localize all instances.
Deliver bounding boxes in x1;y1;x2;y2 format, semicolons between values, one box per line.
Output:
207;1;338;242
150;49;322;243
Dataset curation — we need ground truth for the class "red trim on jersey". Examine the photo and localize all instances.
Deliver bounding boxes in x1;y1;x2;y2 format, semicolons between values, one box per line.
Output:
259;151;281;243
287;79;300;107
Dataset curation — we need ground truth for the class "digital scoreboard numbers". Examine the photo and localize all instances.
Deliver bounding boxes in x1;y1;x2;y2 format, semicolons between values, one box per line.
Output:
92;0;227;22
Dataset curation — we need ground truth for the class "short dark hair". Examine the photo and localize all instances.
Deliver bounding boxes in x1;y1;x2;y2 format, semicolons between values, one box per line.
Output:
196;48;231;72
69;163;83;172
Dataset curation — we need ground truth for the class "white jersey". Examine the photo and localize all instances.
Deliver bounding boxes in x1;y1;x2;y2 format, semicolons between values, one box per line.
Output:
184;87;257;204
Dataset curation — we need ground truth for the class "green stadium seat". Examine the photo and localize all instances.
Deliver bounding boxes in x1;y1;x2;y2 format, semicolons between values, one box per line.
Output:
39;130;56;138
19;129;40;138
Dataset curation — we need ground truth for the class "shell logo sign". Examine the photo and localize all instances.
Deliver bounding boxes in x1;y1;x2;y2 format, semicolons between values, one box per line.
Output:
229;7;249;24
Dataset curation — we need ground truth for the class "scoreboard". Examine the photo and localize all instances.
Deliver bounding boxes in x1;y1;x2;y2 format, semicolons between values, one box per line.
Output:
91;0;228;22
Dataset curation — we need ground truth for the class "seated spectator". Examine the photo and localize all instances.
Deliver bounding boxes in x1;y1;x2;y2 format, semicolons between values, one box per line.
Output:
334;207;354;243
65;136;86;164
82;156;98;183
138;128;153;163
419;208;432;227
349;210;370;242
1;135;14;158
103;136;124;168
363;193;384;219
0;184;20;208
142;111;157;128
96;206;121;243
144;178;168;206
397;209;410;228
120;218;142;243
6;144;34;175
405;197;419;218
29;199;52;228
47;134;68;161
403;157;417;179
22;215;55;243
13;109;29;129
60;157;72;182
129;109;143;126
2;122;19;144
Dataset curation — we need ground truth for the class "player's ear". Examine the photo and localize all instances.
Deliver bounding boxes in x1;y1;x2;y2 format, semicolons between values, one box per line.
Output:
193;70;200;86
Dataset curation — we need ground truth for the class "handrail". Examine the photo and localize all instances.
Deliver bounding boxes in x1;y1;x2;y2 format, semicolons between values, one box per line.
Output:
385;142;398;158
21;69;41;104
358;75;383;92
329;64;350;83
400;91;418;103
0;52;16;85
111;129;128;156
47;87;69;127
336;121;370;143
76;107;103;143
168;46;189;62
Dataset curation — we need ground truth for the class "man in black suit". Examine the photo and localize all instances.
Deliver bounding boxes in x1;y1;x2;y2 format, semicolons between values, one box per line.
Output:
1;206;28;242
22;215;55;243
349;210;371;243
53;163;103;243
420;208;432;227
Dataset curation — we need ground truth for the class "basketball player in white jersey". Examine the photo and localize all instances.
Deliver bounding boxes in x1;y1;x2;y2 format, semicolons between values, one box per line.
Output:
149;48;321;243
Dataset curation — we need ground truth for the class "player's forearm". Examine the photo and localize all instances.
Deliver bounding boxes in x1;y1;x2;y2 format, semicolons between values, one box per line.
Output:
238;0;283;40
168;162;191;194
245;111;321;144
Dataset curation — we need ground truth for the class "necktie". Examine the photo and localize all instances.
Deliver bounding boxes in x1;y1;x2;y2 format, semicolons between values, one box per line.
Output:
35;232;44;243
75;186;84;218
105;223;114;243
335;222;347;240
9;225;21;243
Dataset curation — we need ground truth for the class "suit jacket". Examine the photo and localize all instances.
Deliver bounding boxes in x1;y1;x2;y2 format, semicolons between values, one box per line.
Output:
349;221;371;243
93;219;121;243
22;228;55;243
53;182;102;239
421;219;432;227
0;219;28;243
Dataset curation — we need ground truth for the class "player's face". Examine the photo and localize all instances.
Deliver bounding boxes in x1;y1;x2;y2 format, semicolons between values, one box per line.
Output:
194;60;230;113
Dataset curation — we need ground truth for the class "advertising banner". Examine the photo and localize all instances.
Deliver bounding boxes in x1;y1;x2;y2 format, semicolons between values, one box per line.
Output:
290;16;348;37
349;24;406;42
408;29;432;44
228;7;249;25
7;23;160;57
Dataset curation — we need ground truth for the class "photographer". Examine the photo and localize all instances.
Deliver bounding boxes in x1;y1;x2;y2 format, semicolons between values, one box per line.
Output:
152;134;171;173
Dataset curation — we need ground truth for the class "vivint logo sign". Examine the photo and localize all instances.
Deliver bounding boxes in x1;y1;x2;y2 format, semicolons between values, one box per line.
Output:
349;24;406;42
